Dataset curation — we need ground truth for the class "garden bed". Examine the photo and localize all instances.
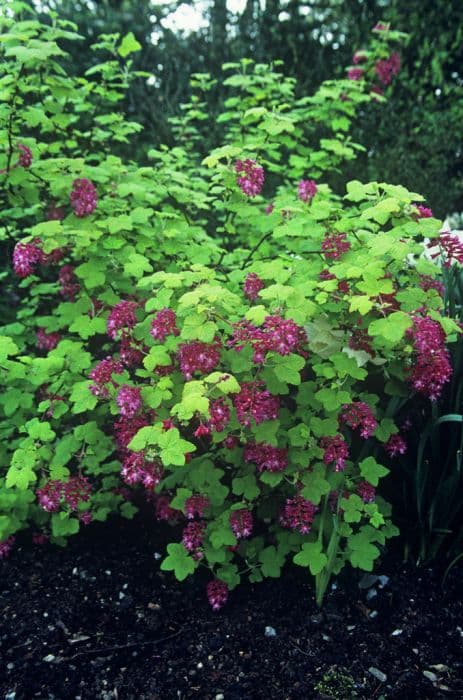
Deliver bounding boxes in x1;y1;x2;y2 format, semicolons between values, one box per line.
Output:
1;516;462;700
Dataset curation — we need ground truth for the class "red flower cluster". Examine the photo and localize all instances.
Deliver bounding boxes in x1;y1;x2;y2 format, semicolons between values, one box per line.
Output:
107;300;138;339
116;385;142;418
89;357;124;397
182;521;205;559
13;241;44;278
177;338;221;379
437;232;463;267
207;397;230;433
357;481;376;503
36;477;91;512
384;434;407;457
244;442;288;472
407;316;452;400
119;334;145;368
414;204;433;219
36;328;61;351
347;68;364;81
70;178;98;217
375;52;400;86
298;179;317;202
113;414;150;452
59;265;80;300
320;434;349;471
280;495;317;534
321;232;351;260
0;536;15;559
340;402;378;438
18;143;32;168
235;159;265;197
185;494;210;519
121;452;163;489
150;308;179;342
244;273;265;301
234;381;280;426
207;579;229;610
230;315;306;363
419;275;444;297
230;509;253;539
349;328;375;356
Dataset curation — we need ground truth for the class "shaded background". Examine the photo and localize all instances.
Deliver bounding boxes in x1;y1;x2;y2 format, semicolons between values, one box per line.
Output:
40;0;463;217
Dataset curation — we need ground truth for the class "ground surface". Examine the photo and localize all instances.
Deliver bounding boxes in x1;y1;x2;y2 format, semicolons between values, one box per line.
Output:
1;516;462;700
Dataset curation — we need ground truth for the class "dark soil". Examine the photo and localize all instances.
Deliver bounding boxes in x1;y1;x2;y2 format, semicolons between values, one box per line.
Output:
1;517;462;700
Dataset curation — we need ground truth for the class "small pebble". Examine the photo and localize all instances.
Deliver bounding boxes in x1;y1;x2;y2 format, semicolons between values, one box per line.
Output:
368;666;387;683
43;654;55;663
391;629;403;636
366;588;377;601
215;695;224;700
6;663;14;670
264;626;277;637
369;610;378;618
197;662;203;669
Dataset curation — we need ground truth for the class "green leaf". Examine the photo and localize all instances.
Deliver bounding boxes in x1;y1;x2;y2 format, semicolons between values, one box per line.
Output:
51;512;80;537
25;418;56;442
232;475;260;501
293;541;328;575
368;312;412;345
6;446;37;489
0;336;19;361
271;353;305;385
118;31;142;58
300;465;330;504
69;381;98;414
259;546;283;577
158;429;196;466
160;543;196;581
359;457;389;486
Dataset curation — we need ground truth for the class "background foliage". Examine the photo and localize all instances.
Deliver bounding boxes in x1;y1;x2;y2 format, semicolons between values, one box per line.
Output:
38;0;463;217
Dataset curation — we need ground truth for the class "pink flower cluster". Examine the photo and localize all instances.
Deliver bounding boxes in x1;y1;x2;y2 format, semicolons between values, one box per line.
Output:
107;300;138;339
70;178;98;217
89;357;124;397
18;143;32;168
0;536;15;559
185;494;210;519
419;275;444;297
235;159;265;197
375;52;401;86
207;579;229;611
13;241;44;278
233;381;280;426
407;316;452;400
229;315;306;363
150;308;179;342
207;398;230;433
48;203;65;221
244;273;265;301
116;385;142;418
322;232;351;260
347;68;364;81
244;442;288;472
121;452;163;489
59;265;80;300
384;434;407;457
357;481;376;503
230;509;253;539
280;495;317;534
340;402;378;438
36;328;61;351
437;232;463;266
120;334;145;368
114;414;150;452
177;339;221;379
349;328;375;356
36;477;91;513
414;204;433;219
320;434;349;471
155;495;179;522
182;521;205;559
298;179;318;202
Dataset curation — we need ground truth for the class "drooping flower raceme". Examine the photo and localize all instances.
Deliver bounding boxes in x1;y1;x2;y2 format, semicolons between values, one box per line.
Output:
235;159;265;197
116;385;142;418
322;232;351;260
150;308;179;342
12;241;44;278
320;435;349;471
340;402;378;438
185;494;210;519
244;273;265;301
280;496;317;534
375;52;401;85
384;434;407;457
244;442;288;473
18;143;32;168
230;509;253;539
70;178;98;217
89;357;124;398
207;579;229;611
177;339;221;379
233;381;280;427
298;179;318;202
107;300;138;339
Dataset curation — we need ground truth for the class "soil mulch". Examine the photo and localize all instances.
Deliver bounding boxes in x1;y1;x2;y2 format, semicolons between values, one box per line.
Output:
1;516;462;700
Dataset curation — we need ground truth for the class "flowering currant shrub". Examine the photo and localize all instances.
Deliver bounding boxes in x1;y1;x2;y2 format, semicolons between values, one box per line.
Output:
0;6;458;607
